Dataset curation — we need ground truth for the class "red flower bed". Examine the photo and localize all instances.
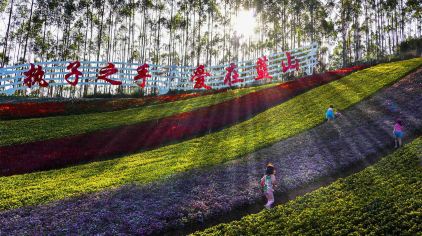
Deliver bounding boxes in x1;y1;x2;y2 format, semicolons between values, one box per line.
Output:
0;102;67;119
0;66;366;176
329;65;367;74
0;90;230;120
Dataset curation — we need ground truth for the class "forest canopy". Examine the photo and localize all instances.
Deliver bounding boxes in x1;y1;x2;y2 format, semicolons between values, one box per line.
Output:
0;0;421;68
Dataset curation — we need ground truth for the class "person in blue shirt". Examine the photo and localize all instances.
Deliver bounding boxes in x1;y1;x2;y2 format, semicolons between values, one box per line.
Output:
326;105;335;121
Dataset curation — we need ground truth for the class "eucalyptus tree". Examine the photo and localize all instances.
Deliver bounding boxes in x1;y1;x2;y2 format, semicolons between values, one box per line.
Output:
94;0;106;62
1;0;14;66
166;0;175;65
407;0;421;37
78;0;92;61
22;0;35;63
337;0;353;66
150;0;166;64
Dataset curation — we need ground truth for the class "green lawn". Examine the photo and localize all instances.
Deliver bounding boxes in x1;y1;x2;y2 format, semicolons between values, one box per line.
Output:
0;58;420;211
192;136;422;235
0;82;279;146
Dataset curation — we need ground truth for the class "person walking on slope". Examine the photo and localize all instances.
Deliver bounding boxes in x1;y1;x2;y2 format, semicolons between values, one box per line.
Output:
326;105;335;121
261;163;277;209
393;119;404;148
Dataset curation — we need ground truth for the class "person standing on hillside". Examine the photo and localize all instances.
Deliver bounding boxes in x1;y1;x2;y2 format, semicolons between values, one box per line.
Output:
393;119;404;148
326;105;335;121
260;163;277;209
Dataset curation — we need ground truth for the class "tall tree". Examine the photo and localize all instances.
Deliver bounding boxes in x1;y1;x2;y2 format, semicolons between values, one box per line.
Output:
1;0;14;66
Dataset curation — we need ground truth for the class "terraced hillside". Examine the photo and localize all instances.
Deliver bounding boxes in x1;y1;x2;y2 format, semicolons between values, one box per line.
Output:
0;67;359;175
0;58;421;235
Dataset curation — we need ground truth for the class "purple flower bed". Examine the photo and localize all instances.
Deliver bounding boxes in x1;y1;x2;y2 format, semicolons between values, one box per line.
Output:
0;69;421;235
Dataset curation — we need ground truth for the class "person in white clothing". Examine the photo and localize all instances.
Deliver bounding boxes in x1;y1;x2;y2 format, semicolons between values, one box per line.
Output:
260;163;277;209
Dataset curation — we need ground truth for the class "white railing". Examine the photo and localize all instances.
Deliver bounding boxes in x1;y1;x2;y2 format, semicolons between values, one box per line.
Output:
0;43;318;96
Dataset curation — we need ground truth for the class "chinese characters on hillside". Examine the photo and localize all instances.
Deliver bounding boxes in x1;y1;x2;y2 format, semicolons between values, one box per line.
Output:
134;63;151;88
225;63;243;86
13;47;312;95
255;56;273;80
65;61;83;86
98;63;121;85
23;64;49;88
191;65;212;90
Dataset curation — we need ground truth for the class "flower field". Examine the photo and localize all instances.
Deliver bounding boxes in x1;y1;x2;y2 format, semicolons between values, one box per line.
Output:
1;65;421;235
0;58;420;213
0;66;362;176
192;136;422;235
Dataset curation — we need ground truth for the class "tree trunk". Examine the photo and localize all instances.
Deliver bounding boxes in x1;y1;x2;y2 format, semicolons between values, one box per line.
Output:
222;1;226;64
157;6;162;64
106;8;113;61
354;14;359;61
365;0;369;59
131;0;135;62
197;4;202;65
83;5;89;60
192;6;196;65
206;12;210;65
2;0;14;66
97;3;106;61
184;5;189;66
310;3;314;43
84;7;94;97
23;0;35;63
168;0;174;65
127;2;132;62
42;12;48;61
341;0;347;67
94;3;106;95
141;6;147;62
400;0;404;40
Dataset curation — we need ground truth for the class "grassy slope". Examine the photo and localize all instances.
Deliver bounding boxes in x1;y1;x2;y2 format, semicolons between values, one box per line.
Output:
0;58;420;211
0;82;279;146
193;136;422;235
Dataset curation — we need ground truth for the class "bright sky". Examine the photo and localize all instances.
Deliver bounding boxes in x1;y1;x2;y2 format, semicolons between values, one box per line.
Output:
231;9;258;40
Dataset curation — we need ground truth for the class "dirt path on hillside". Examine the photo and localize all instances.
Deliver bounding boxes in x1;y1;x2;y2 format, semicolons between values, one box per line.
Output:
0;69;421;235
0;71;344;176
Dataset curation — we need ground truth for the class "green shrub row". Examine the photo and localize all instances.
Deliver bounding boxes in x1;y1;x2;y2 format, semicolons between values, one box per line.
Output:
0;58;420;211
0;82;279;146
192;136;422;235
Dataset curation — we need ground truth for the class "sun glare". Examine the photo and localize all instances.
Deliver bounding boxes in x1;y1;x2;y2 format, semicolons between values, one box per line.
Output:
232;9;257;40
